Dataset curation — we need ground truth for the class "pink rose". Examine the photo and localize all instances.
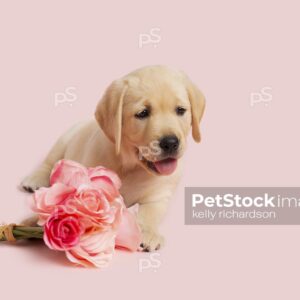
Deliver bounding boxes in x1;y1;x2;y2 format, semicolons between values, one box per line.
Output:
44;209;84;251
66;230;116;268
50;160;90;188
30;159;142;268
31;183;76;226
50;160;121;197
64;189;123;229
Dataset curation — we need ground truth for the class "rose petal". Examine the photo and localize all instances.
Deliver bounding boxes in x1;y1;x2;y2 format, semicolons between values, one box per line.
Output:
115;209;142;251
31;183;76;226
66;230;116;268
50;160;90;188
88;166;122;190
43;210;84;251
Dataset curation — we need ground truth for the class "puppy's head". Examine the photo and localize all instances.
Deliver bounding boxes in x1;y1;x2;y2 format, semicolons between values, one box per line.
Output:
95;65;205;176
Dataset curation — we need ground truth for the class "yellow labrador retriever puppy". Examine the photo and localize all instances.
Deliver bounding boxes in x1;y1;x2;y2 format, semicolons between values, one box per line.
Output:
21;65;205;251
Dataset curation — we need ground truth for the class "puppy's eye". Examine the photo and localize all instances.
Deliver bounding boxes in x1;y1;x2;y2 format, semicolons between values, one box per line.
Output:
135;108;150;119
176;106;186;116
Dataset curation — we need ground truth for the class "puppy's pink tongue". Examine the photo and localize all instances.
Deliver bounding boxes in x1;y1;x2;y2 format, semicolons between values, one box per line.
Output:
153;158;177;175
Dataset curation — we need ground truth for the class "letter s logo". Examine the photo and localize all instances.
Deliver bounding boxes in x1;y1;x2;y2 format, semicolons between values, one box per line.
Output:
150;28;161;45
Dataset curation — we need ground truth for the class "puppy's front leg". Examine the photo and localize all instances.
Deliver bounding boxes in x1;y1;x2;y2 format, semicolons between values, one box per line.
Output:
137;200;168;252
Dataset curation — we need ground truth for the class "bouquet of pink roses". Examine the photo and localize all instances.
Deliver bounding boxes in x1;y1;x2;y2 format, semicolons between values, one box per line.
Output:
0;160;141;268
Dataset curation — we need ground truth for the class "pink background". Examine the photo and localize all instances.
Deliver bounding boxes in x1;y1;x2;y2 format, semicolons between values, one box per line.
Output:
1;0;299;299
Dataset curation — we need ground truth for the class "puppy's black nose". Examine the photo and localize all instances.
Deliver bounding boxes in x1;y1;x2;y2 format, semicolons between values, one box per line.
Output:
159;135;179;154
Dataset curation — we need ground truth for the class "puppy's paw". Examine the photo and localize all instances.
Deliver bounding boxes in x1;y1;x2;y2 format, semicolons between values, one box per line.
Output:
140;229;164;252
21;174;50;193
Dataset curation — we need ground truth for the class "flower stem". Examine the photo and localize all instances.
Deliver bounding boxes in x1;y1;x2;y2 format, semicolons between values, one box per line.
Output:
0;225;44;241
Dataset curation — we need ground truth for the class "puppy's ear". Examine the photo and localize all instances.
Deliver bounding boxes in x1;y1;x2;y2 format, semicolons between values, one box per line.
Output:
186;79;206;143
95;80;128;154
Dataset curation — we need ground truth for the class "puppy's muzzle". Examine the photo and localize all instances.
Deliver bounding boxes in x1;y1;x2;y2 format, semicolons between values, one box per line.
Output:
159;135;179;155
